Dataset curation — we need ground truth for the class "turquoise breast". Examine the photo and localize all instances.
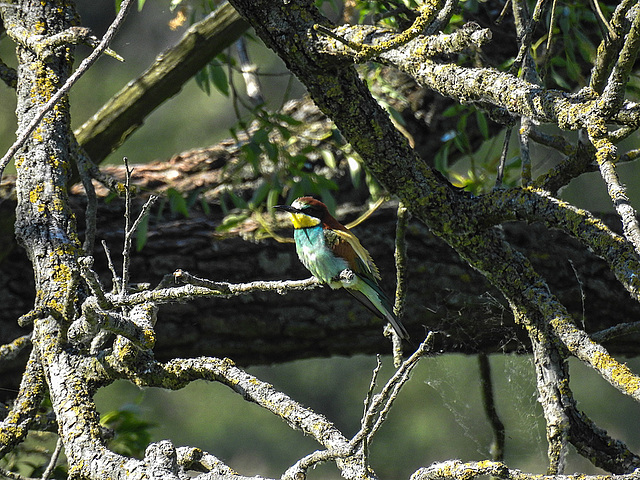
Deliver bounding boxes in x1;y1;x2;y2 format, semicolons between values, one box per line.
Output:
294;226;348;284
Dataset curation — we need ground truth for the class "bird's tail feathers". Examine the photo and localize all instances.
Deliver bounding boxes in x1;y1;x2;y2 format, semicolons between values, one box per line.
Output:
346;279;410;340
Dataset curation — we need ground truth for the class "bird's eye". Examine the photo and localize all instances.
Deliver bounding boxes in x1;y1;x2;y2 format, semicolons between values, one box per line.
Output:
307;206;323;217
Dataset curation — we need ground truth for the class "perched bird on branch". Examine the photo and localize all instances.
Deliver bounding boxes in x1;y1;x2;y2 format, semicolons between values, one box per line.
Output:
275;197;409;340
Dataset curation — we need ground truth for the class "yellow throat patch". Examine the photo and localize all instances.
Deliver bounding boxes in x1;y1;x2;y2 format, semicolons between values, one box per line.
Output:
289;212;321;229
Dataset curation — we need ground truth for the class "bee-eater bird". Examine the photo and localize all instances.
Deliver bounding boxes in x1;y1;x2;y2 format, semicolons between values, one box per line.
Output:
275;197;409;340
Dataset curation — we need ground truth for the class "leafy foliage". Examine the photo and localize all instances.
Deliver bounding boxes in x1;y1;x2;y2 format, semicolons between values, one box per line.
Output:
101;407;155;458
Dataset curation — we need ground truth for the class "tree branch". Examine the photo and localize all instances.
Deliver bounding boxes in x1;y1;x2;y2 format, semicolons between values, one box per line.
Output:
0;0;136;180
74;2;248;165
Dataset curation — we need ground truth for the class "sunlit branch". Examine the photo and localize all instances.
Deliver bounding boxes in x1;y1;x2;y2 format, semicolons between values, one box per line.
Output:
0;334;31;362
587;122;640;256
412;459;640;480
589;0;637;93
0;0;136;180
177;446;275;480
0;348;46;458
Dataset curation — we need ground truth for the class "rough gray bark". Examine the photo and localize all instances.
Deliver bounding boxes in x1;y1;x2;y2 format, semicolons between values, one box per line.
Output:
3;0;640;478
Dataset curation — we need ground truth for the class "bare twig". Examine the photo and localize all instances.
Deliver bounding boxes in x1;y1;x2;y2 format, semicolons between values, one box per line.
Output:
109;276;322;308
591;321;640;343
0;334;31;362
74;143;98;254
314;0;441;63
0;0;135;180
361;354;382;466
120;158;158;298
598;5;640;116
101;240;120;295
478;353;505;462
495;125;513;188
41;437;63;480
510;0;550;73
365;333;434;441
391;201;411;365
121;157;133;297
177;446;275;480
78;256;112;310
519;120;532;186
282;334;435;478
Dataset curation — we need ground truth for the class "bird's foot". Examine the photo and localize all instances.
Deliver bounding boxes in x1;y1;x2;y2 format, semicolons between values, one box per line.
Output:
337;268;356;287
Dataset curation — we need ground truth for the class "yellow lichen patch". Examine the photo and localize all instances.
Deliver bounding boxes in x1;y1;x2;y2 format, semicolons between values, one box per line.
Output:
29;184;43;204
34;21;46;34
51;263;73;285
141;329;156;349
592;350;640;395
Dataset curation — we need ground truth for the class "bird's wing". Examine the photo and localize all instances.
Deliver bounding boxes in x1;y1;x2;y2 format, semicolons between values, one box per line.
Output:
327;228;381;280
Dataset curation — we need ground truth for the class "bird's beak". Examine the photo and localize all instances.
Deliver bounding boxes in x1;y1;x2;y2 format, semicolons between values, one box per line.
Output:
274;205;299;214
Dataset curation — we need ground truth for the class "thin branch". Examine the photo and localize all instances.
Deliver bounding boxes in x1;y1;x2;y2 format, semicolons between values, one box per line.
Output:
121;157;133;297
510;0;550;74
531;334;569;474
598;5;640;116
478;353;505;462
589;0;637;93
315;0;441;63
519;119;532;186
591;321;640;343
540;0;559;82
120;159;158;297
0;0;135;180
177;447;275;480
106;276;322;308
0;348;46;458
587;121;640;256
282;334;435;478
41;437;63;480
391;201;411;365
495;125;513;188
117;355;371;480
102;240;121;295
74;142;99;254
0;334;31;362
78;256;113;310
365;333;434;441
361;354;382;467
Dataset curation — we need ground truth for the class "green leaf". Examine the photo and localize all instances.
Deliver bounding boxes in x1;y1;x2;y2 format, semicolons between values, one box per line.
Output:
166;188;190;218
135;214;149;252
475;110;489;140
208;62;229;97
249;181;271;208
200;196;211;215
216;213;249;232
321;149;336;169
273;112;302;126
228;190;248;210
264;141;279;162
346;155;362;188
195;68;211;95
101;407;155;458
138;0;146;10
267;188;280;211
